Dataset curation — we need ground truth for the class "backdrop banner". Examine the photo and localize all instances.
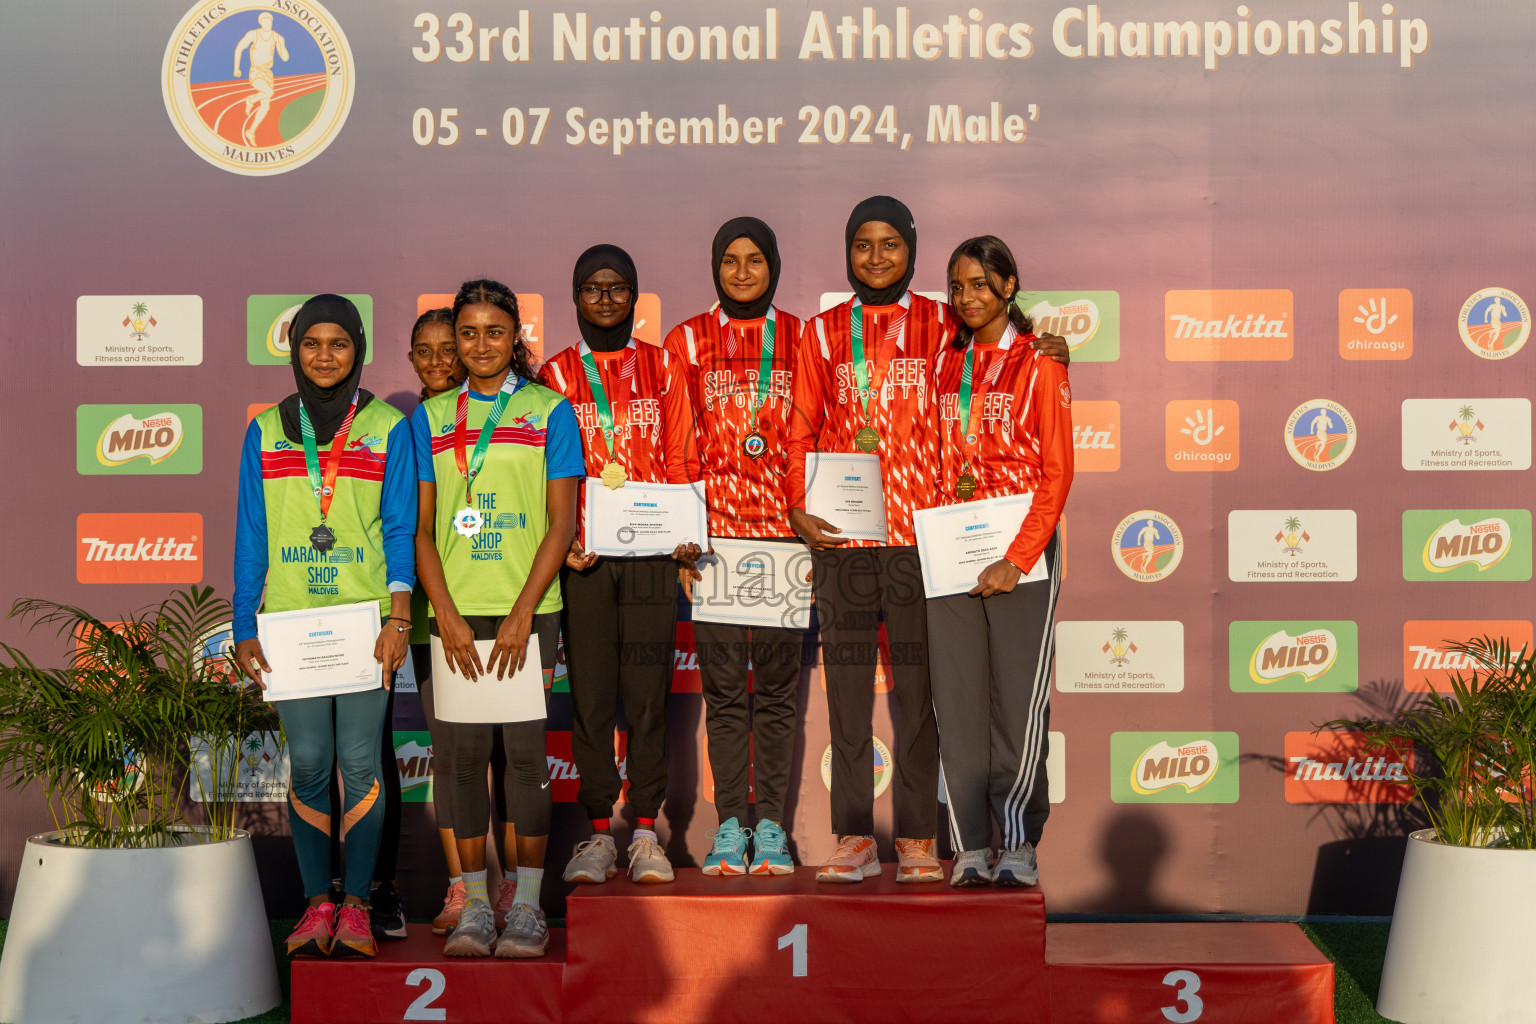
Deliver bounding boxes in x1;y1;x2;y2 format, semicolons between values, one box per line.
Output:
2;0;1531;920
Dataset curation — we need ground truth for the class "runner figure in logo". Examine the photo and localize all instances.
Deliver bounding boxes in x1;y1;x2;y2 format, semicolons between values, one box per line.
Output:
1286;399;1356;471
1111;510;1183;582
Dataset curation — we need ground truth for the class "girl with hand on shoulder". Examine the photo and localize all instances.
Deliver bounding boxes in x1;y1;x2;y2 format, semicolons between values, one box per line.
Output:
233;294;416;960
412;281;583;958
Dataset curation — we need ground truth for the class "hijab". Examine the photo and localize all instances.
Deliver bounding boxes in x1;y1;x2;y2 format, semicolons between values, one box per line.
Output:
572;244;638;352
711;216;780;320
277;293;372;445
844;195;917;306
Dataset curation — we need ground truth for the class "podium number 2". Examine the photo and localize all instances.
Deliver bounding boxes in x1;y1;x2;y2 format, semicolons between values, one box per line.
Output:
777;923;808;977
1161;970;1203;1022
404;967;447;1021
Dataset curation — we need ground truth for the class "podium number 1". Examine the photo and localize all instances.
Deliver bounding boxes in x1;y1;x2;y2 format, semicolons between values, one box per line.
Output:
777;923;808;977
404;967;447;1021
1160;969;1203;1022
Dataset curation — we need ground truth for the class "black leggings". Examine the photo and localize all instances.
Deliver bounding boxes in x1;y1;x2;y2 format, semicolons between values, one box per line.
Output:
429;614;558;840
415;644;508;834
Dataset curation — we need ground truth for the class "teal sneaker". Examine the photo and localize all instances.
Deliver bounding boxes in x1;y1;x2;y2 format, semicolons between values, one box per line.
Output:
749;819;795;876
702;817;750;876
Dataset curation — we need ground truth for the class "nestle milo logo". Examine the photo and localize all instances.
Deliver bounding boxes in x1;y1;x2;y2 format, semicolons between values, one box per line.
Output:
76;404;203;476
1111;731;1239;804
1230;621;1358;693
1403;510;1532;582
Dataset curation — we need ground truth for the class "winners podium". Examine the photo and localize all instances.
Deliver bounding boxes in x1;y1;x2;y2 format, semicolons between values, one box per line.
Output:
293;869;1335;1023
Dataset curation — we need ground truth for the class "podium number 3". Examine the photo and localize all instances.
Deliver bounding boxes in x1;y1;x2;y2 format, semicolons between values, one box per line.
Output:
777;923;808;977
404;967;447;1021
1161;969;1203;1022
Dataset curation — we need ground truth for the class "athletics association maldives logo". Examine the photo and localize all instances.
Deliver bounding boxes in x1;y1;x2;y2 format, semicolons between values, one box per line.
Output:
820;737;893;798
1458;288;1530;360
162;1;355;176
1111;510;1183;582
1285;399;1356;471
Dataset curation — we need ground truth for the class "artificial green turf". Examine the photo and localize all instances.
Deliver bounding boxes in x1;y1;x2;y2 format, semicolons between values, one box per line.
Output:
1;917;1403;1023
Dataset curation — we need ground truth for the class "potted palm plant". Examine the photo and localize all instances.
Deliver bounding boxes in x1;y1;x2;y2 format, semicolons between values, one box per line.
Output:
1325;635;1536;1024
0;587;282;1024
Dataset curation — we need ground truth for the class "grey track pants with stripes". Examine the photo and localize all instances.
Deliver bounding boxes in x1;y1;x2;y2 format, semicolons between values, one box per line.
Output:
928;530;1060;853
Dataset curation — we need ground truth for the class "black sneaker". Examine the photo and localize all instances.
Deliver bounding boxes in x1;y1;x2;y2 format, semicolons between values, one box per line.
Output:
369;881;408;940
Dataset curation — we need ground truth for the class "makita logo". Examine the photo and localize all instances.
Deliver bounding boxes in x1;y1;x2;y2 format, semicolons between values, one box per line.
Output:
1289;754;1407;783
1168;313;1288;339
81;536;198;562
1408;645;1493;673
546;757;581;781
1073;424;1116;450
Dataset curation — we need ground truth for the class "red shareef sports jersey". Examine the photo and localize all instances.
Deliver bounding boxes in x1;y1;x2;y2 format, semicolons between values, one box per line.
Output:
538;339;698;540
664;307;805;539
932;326;1074;571
787;293;951;547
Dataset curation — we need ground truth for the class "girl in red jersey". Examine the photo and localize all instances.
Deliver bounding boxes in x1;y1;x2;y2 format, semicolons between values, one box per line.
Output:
928;235;1073;888
538;244;700;885
662;217;807;876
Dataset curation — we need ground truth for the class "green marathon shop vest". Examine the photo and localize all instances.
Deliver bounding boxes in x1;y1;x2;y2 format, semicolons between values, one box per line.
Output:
421;381;566;617
254;401;404;618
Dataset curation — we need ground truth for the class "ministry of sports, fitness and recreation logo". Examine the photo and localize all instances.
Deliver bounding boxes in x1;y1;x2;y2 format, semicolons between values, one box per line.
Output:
1285;399;1356;471
1103;626;1136;667
820;738;893;798
1111;510;1182;582
162;1;355;176
1458;288;1530;360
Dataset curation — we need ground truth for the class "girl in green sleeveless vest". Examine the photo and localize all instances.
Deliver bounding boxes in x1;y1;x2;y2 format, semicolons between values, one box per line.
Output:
412;279;585;958
233;294;416;960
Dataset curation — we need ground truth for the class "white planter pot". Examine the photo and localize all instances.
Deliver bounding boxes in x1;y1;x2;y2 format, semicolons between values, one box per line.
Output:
0;827;280;1024
1377;828;1536;1024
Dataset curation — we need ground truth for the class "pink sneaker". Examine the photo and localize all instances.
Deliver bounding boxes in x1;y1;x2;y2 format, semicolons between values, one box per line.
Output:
286;902;336;957
432;881;466;936
331;904;379;958
493;877;518;932
815;835;881;883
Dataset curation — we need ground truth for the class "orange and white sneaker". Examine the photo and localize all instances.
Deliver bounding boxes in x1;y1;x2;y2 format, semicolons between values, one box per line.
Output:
815;835;880;883
331;904;379;958
286;902;337;957
432;881;466;936
894;838;944;883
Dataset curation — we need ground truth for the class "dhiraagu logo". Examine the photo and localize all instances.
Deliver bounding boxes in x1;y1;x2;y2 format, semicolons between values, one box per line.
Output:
1017;290;1120;362
1229;621;1357;692
1111;732;1239;803
77;404;203;475
247;294;373;364
1403;510;1532;581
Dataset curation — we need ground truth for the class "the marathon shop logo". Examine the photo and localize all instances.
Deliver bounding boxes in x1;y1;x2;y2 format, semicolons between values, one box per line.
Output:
1230;621;1358;693
1403;510;1532;582
1284;732;1412;804
77;514;203;584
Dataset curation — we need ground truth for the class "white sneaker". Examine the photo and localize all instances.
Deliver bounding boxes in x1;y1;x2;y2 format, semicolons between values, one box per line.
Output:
627;833;675;883
950;848;994;887
994;843;1039;887
563;834;619;884
495;903;549;958
443;900;496;957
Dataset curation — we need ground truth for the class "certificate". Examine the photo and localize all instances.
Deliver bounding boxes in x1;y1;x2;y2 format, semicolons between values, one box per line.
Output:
429;636;546;723
692;538;815;630
257;601;382;702
912;494;1048;599
584;479;708;557
803;453;888;543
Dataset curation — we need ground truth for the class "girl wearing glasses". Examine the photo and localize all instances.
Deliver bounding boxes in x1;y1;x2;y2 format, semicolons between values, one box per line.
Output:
538;245;700;885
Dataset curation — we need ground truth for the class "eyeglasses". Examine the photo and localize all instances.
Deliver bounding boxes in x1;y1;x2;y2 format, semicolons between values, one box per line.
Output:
578;284;633;305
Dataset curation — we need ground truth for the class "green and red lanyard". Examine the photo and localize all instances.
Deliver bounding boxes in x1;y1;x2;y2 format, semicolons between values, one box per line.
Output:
719;307;776;459
299;392;358;551
955;322;1018;500
848;295;909;452
579;339;636;488
450;372;524;536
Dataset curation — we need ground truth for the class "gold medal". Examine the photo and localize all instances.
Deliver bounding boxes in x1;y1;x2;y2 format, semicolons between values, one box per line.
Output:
956;473;978;500
854;425;881;453
600;460;628;489
742;431;768;460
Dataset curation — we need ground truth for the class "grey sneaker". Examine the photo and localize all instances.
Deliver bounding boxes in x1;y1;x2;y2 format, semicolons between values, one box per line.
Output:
994;843;1039;887
442;900;496;956
563;834;619;884
627;833;675;883
950;848;994;887
495;903;549;958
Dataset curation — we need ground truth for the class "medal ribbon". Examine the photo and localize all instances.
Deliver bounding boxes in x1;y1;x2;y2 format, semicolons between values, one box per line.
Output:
722;307;777;428
957;322;1018;470
849;299;908;429
453;373;523;501
579;340;636;465
299;392;359;523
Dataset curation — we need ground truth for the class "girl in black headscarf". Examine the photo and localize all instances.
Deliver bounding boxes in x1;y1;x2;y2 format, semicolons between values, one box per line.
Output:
658;217;807;876
538;245;700;886
233;294;417;958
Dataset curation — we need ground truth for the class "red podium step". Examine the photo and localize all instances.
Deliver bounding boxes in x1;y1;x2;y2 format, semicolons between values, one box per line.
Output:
1046;923;1334;1023
562;866;1047;1024
290;924;565;1024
